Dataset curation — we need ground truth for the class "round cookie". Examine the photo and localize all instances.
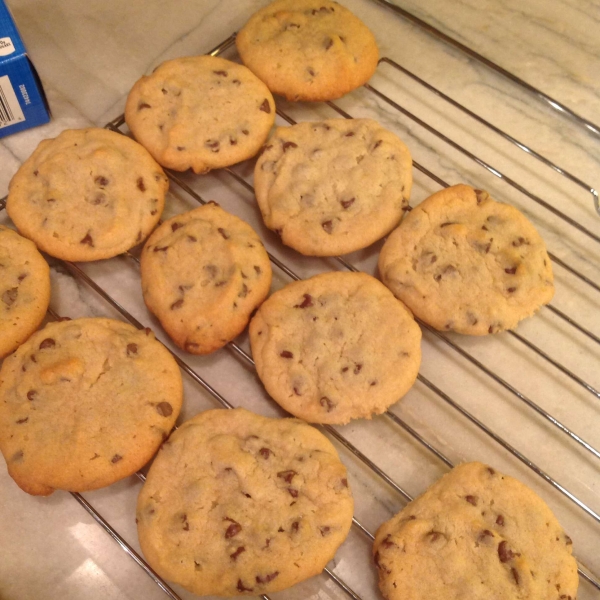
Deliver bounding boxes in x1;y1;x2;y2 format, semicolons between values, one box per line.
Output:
0;318;183;496
255;118;412;256
7;128;168;262
125;55;276;173
137;407;353;596
140;203;272;354
0;226;51;359
379;184;554;335
236;0;379;102
373;462;578;600
249;271;421;424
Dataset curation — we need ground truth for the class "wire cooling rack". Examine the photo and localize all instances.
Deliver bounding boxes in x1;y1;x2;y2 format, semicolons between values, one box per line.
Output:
1;3;599;599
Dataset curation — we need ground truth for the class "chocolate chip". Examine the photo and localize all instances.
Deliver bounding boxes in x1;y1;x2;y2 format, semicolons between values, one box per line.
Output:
187;235;197;242
27;390;37;401
324;37;333;49
218;227;229;240
512;237;529;247
138;102;151;110
374;551;382;569
237;579;253;592
280;350;293;358
95;176;109;187
320;397;335;412
111;454;123;463
171;222;183;232
426;531;443;542
507;287;516;293
481;225;488;231
126;343;138;356
498;540;516;562
176;146;185;151
33;170;38;176
16;417;29;424
294;294;313;308
487;467;496;475
238;284;249;298
322;220;333;234
170;299;184;310
307;67;316;77
230;546;245;560
285;22;300;30
341;197;355;209
205;139;220;153
564;534;573;545
225;521;242;538
80;233;94;246
474;189;489;204
353;363;362;375
291;521;299;532
230;137;237;145
373;140;382;150
478;529;494;542
2;287;18;306
150;209;158;215
505;267;517;274
277;470;297;483
512;568;520;584
254;265;262;275
288;488;298;498
259;447;271;459
440;222;457;228
256;572;279;585
17;273;28;282
260;99;271;113
465;495;478;506
156;402;173;417
282;141;298;151
344;131;355;137
39;338;55;350
242;129;249;136
232;79;241;86
320;526;331;536
213;70;228;76
341;366;349;373
153;245;169;253
137;177;146;192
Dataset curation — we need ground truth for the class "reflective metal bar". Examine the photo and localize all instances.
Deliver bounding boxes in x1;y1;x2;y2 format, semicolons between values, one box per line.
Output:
71;492;183;600
362;82;600;243
378;56;599;215
546;304;600;346
368;0;600;138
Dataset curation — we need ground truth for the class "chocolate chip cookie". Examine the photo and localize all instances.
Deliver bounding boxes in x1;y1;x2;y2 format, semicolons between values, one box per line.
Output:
254;119;412;256
0;226;51;359
125;55;276;173
140;203;272;354
7;128;168;262
137;407;353;596
249;271;421;424
373;462;578;600
0;318;182;496
379;185;554;334
236;0;379;101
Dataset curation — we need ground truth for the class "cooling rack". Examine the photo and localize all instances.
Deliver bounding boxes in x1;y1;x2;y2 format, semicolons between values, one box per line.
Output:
1;2;599;599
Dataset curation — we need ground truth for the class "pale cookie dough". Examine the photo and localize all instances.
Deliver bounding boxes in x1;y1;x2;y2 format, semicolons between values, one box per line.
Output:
379;185;554;335
373;462;578;600
254;119;413;256
137;407;353;596
0;318;182;496
125;55;276;173
0;226;51;359
237;0;379;102
140;203;272;354
7;128;168;262
249;271;421;424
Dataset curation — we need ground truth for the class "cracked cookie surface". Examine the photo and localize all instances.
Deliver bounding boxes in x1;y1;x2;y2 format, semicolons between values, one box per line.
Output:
140;203;272;354
373;462;578;600
237;0;379;101
0;318;182;496
7;128;168;261
125;55;275;173
249;271;421;424
378;184;554;335
254;119;413;256
136;407;353;596
0;226;51;359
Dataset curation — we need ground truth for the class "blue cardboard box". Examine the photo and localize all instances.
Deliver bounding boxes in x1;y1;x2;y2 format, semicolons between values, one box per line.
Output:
0;0;50;138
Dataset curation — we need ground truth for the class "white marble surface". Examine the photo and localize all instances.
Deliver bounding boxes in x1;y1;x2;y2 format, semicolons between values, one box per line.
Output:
1;1;599;599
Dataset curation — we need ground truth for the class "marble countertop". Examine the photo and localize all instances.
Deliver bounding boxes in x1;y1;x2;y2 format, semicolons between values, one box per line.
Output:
1;1;599;599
